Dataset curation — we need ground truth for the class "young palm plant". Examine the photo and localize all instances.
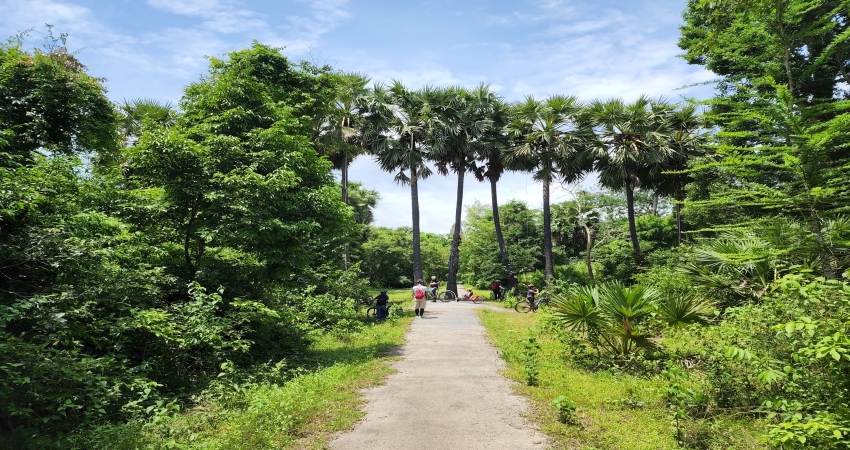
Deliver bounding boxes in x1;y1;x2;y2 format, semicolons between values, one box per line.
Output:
551;283;713;357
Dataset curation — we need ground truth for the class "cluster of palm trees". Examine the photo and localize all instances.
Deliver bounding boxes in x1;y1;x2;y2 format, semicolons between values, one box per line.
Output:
318;73;706;291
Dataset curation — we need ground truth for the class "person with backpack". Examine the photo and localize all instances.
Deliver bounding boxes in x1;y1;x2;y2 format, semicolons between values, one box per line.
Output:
413;279;428;318
374;289;389;321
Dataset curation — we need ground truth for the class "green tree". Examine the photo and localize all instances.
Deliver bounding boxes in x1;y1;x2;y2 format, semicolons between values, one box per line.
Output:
0;30;118;167
505;95;594;285
131;43;350;287
472;94;519;289
589;96;675;266
362;82;435;283
429;85;494;295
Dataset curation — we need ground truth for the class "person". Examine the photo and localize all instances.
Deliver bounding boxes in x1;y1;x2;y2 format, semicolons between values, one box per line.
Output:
413;279;428;317
526;283;540;312
428;276;440;302
492;279;502;300
462;289;480;301
374;289;389;321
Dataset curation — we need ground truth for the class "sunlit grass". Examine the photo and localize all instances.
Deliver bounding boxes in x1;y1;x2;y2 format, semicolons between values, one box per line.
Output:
79;317;412;449
477;309;765;450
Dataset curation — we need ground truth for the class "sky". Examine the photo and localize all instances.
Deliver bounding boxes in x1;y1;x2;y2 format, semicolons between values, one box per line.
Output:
0;0;716;233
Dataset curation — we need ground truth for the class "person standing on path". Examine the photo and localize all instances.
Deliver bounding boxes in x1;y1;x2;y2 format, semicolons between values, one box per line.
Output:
492;279;502;300
413;279;428;317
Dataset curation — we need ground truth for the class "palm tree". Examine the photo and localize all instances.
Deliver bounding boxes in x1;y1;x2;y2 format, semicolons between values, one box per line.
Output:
651;104;707;245
505;95;594;285
361;82;434;283
429;85;493;295
118;98;177;146
473;97;519;289
589;96;675;266
316;72;371;205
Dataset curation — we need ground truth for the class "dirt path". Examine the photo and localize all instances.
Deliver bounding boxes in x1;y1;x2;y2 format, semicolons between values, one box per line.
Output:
329;300;548;450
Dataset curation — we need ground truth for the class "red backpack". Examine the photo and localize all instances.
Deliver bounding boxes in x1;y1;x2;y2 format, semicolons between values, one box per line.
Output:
414;289;425;299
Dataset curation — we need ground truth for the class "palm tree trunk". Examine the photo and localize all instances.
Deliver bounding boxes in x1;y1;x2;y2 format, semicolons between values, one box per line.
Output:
676;197;685;245
625;179;644;265
651;192;659;216
583;223;595;280
341;153;349;205
490;176;517;289
411;165;423;283
342;152;349;270
543;179;554;285
447;165;464;295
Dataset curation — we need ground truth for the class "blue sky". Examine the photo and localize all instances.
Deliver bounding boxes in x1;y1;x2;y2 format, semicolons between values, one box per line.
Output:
0;0;715;233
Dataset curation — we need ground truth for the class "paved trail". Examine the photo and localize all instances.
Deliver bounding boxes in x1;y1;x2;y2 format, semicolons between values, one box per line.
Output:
330;300;547;450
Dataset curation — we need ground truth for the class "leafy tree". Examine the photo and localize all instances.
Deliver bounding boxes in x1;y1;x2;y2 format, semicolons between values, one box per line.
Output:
0;30;118;167
130;43;351;288
459;200;543;288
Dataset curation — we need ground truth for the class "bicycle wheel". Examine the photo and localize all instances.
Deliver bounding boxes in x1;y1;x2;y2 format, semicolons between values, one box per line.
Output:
366;307;377;318
439;290;456;302
514;301;532;313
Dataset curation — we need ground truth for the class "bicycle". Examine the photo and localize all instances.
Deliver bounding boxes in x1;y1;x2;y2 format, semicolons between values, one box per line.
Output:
514;294;549;313
438;290;457;302
366;301;403;320
457;293;482;304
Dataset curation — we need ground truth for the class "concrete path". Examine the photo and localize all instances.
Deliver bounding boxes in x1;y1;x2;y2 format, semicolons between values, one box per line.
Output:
329;300;548;450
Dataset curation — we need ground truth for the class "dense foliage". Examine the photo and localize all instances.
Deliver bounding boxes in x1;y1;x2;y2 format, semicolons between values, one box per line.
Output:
0;39;366;447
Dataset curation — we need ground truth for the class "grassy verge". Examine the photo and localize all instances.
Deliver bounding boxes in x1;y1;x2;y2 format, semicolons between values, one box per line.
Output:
80;316;412;449
477;308;764;450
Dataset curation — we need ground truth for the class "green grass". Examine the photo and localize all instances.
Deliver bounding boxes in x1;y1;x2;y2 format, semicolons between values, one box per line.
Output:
477;308;765;450
78;316;412;449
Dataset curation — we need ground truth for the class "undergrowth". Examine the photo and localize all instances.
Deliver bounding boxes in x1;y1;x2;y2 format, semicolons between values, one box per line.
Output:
478;308;765;450
62;316;412;449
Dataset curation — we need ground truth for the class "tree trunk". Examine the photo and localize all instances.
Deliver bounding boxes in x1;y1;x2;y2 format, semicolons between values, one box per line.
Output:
675;192;686;245
543;179;554;285
411;165;423;283
583;223;595;280
184;201;199;280
490;176;517;289
625;179;644;265
342;152;349;270
652;192;659;216
810;211;836;280
446;165;464;295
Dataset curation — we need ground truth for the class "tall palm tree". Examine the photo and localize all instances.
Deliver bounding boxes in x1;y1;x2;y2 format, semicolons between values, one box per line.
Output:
589;96;675;265
473;96;519;289
651;104;707;245
430;85;493;295
361;82;434;283
505;95;594;285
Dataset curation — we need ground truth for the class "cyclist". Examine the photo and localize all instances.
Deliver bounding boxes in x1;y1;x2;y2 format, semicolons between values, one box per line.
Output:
526;283;540;312
428;276;440;302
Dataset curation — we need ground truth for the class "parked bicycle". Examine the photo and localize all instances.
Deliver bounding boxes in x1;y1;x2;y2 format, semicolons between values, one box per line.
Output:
514;294;549;313
435;290;456;302
366;301;404;320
